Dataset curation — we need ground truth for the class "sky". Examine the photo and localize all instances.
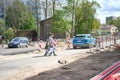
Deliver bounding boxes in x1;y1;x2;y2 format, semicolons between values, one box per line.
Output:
95;0;120;24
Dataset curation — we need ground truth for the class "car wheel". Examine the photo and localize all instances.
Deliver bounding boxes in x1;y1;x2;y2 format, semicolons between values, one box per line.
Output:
73;46;77;49
8;46;11;48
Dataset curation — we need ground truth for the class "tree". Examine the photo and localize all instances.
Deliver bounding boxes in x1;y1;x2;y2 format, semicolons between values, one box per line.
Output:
63;0;78;36
0;19;5;34
6;0;35;36
106;19;115;25
40;0;51;19
92;18;101;30
20;13;36;30
75;0;100;34
25;0;41;38
4;28;14;43
114;17;120;31
0;19;14;43
51;10;71;35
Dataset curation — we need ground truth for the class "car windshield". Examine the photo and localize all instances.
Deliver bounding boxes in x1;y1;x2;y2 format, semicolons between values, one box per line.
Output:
76;36;85;38
12;38;20;42
76;36;91;38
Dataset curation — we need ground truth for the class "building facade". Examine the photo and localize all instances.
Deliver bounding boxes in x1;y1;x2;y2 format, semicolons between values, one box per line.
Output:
101;25;118;35
39;18;66;40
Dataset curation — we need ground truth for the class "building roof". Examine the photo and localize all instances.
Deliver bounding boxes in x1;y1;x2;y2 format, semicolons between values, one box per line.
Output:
101;25;116;29
39;17;52;23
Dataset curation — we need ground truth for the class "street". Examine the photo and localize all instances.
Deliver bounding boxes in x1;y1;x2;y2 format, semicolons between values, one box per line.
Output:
0;47;38;55
0;40;119;80
0;47;90;80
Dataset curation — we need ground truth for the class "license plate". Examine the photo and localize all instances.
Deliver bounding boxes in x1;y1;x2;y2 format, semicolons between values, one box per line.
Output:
77;40;81;42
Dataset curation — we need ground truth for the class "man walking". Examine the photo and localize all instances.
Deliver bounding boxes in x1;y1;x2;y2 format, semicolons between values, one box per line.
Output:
44;33;57;56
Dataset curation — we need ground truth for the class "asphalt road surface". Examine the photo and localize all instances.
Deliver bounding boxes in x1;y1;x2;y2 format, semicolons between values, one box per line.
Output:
0;48;90;80
0;47;38;55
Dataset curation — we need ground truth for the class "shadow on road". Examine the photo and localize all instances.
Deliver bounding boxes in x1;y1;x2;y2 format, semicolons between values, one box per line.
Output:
32;55;47;58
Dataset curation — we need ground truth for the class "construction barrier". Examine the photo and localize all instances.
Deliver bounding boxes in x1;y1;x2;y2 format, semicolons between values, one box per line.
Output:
38;40;43;51
54;39;57;48
90;60;120;80
67;39;71;49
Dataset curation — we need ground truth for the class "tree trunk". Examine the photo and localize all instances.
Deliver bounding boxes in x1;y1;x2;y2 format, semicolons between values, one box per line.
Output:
71;0;75;37
45;0;48;19
52;0;55;15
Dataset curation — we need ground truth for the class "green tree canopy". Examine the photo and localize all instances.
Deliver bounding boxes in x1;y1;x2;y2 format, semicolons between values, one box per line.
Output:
0;19;14;42
75;0;100;34
51;10;71;35
6;0;35;36
114;17;120;31
0;19;5;35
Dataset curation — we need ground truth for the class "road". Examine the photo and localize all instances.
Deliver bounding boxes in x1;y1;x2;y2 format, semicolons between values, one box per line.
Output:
0;47;91;80
0;40;119;80
0;47;38;55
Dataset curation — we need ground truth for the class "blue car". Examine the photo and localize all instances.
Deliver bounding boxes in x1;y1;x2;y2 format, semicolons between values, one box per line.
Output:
8;37;29;48
72;34;96;49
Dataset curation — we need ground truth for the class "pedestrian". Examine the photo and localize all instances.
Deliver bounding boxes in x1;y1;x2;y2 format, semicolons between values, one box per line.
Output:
96;37;102;48
48;33;57;56
44;39;49;56
44;33;57;56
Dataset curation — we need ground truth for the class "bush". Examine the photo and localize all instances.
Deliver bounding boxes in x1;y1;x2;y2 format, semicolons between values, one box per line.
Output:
4;28;14;43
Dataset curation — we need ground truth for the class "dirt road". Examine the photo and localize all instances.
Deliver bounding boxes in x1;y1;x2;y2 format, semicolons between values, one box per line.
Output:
0;46;120;80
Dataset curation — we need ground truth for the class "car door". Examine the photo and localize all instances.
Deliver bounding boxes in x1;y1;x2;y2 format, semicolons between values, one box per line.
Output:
20;38;27;46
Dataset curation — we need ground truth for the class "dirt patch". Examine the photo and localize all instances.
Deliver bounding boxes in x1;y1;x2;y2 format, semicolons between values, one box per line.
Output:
22;49;120;80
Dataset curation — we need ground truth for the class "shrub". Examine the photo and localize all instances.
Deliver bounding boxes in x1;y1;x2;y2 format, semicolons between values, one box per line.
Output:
4;28;14;43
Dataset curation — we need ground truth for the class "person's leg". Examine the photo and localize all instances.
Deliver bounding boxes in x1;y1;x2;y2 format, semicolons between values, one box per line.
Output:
53;51;57;56
44;49;48;56
53;48;57;56
44;47;50;56
49;52;52;56
48;47;53;56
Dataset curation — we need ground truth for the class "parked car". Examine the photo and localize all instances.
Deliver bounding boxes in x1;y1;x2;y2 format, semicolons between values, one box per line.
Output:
72;34;96;49
8;37;29;48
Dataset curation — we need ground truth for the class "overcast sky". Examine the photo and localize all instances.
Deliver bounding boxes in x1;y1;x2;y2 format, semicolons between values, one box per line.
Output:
96;0;120;24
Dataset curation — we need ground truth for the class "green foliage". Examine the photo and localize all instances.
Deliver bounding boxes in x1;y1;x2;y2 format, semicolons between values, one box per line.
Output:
4;28;14;42
20;13;36;30
0;19;5;34
107;16;120;31
75;0;100;34
114;17;120;31
92;19;101;30
0;19;14;42
51;10;71;34
6;0;36;36
106;19;115;25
